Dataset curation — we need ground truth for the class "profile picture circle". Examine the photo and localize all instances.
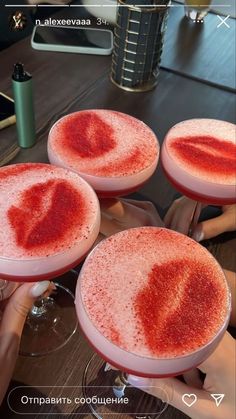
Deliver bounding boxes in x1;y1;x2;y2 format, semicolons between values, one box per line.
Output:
9;10;27;31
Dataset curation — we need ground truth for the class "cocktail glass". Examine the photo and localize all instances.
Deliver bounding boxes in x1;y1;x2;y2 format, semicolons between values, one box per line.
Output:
75;227;231;417
0;163;100;356
47;110;159;198
161;118;236;234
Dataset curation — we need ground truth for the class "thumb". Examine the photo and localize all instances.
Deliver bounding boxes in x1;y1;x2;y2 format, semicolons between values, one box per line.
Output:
0;281;50;338
192;212;234;242
127;374;211;418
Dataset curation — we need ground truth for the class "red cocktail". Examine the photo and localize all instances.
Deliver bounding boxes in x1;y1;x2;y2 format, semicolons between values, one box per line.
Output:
0;163;100;281
0;163;100;355
75;227;230;416
47;110;159;197
161;119;236;205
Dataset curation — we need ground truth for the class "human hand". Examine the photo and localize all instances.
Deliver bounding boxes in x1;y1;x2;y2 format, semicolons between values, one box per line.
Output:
127;331;235;419
100;198;164;237
0;280;52;405
164;196;236;242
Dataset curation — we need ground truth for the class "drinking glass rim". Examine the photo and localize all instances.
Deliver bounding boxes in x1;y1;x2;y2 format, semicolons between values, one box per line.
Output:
161;118;236;188
0;211;100;263
77;226;232;362
0;163;101;263
48;109;160;181
47;153;159;182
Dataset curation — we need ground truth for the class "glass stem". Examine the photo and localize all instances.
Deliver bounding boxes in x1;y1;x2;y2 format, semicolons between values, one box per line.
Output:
30;298;48;317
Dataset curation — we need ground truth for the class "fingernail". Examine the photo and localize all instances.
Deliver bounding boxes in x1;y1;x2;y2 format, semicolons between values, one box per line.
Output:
30;281;50;298
192;230;204;242
127;375;150;389
104;363;112;372
51;283;57;291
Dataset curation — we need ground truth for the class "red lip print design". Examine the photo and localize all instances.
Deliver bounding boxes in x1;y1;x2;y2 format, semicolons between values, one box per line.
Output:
8;180;85;251
135;259;225;355
62;112;116;158
170;136;236;177
0;163;49;181
96;148;143;176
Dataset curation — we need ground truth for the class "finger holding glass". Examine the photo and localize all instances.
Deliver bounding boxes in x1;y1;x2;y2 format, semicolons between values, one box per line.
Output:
164;198;236;242
100;198;164;237
128;331;235;419
75;227;231;417
0;280;51;405
161;119;236;237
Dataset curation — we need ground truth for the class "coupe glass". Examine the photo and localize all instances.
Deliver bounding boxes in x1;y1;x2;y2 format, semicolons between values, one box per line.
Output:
0;163;100;356
75;227;231;417
161;119;236;234
47;110;160;198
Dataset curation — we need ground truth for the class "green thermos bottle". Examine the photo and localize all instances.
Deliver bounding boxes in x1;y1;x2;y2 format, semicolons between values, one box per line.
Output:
12;63;36;148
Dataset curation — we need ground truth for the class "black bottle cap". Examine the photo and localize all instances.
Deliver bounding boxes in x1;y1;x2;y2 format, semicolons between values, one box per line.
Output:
12;63;32;82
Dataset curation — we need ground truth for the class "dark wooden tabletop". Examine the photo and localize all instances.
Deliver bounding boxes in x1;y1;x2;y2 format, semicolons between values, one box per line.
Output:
161;3;236;91
0;5;235;419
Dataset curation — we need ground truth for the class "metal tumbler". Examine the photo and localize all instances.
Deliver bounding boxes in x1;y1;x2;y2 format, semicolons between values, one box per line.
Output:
111;0;170;92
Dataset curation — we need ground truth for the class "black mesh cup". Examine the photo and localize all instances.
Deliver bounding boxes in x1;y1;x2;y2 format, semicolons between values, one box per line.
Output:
111;0;170;92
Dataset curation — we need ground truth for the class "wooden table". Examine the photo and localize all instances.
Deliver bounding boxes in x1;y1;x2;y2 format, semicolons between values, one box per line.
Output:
161;3;236;91
0;5;235;419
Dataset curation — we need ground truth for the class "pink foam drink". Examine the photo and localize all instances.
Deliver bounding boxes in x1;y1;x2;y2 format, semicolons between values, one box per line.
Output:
0;163;100;282
48;110;159;197
76;227;231;377
161;119;236;204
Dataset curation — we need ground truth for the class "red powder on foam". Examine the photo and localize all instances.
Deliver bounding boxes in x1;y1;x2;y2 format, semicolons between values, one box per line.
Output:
96;148;143;176
157;266;224;353
135;259;225;355
170;136;236;177
8;179;85;251
109;326;122;346
0;163;48;181
61;112;116;158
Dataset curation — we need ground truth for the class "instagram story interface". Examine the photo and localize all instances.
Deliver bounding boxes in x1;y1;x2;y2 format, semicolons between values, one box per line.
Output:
0;1;235;418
